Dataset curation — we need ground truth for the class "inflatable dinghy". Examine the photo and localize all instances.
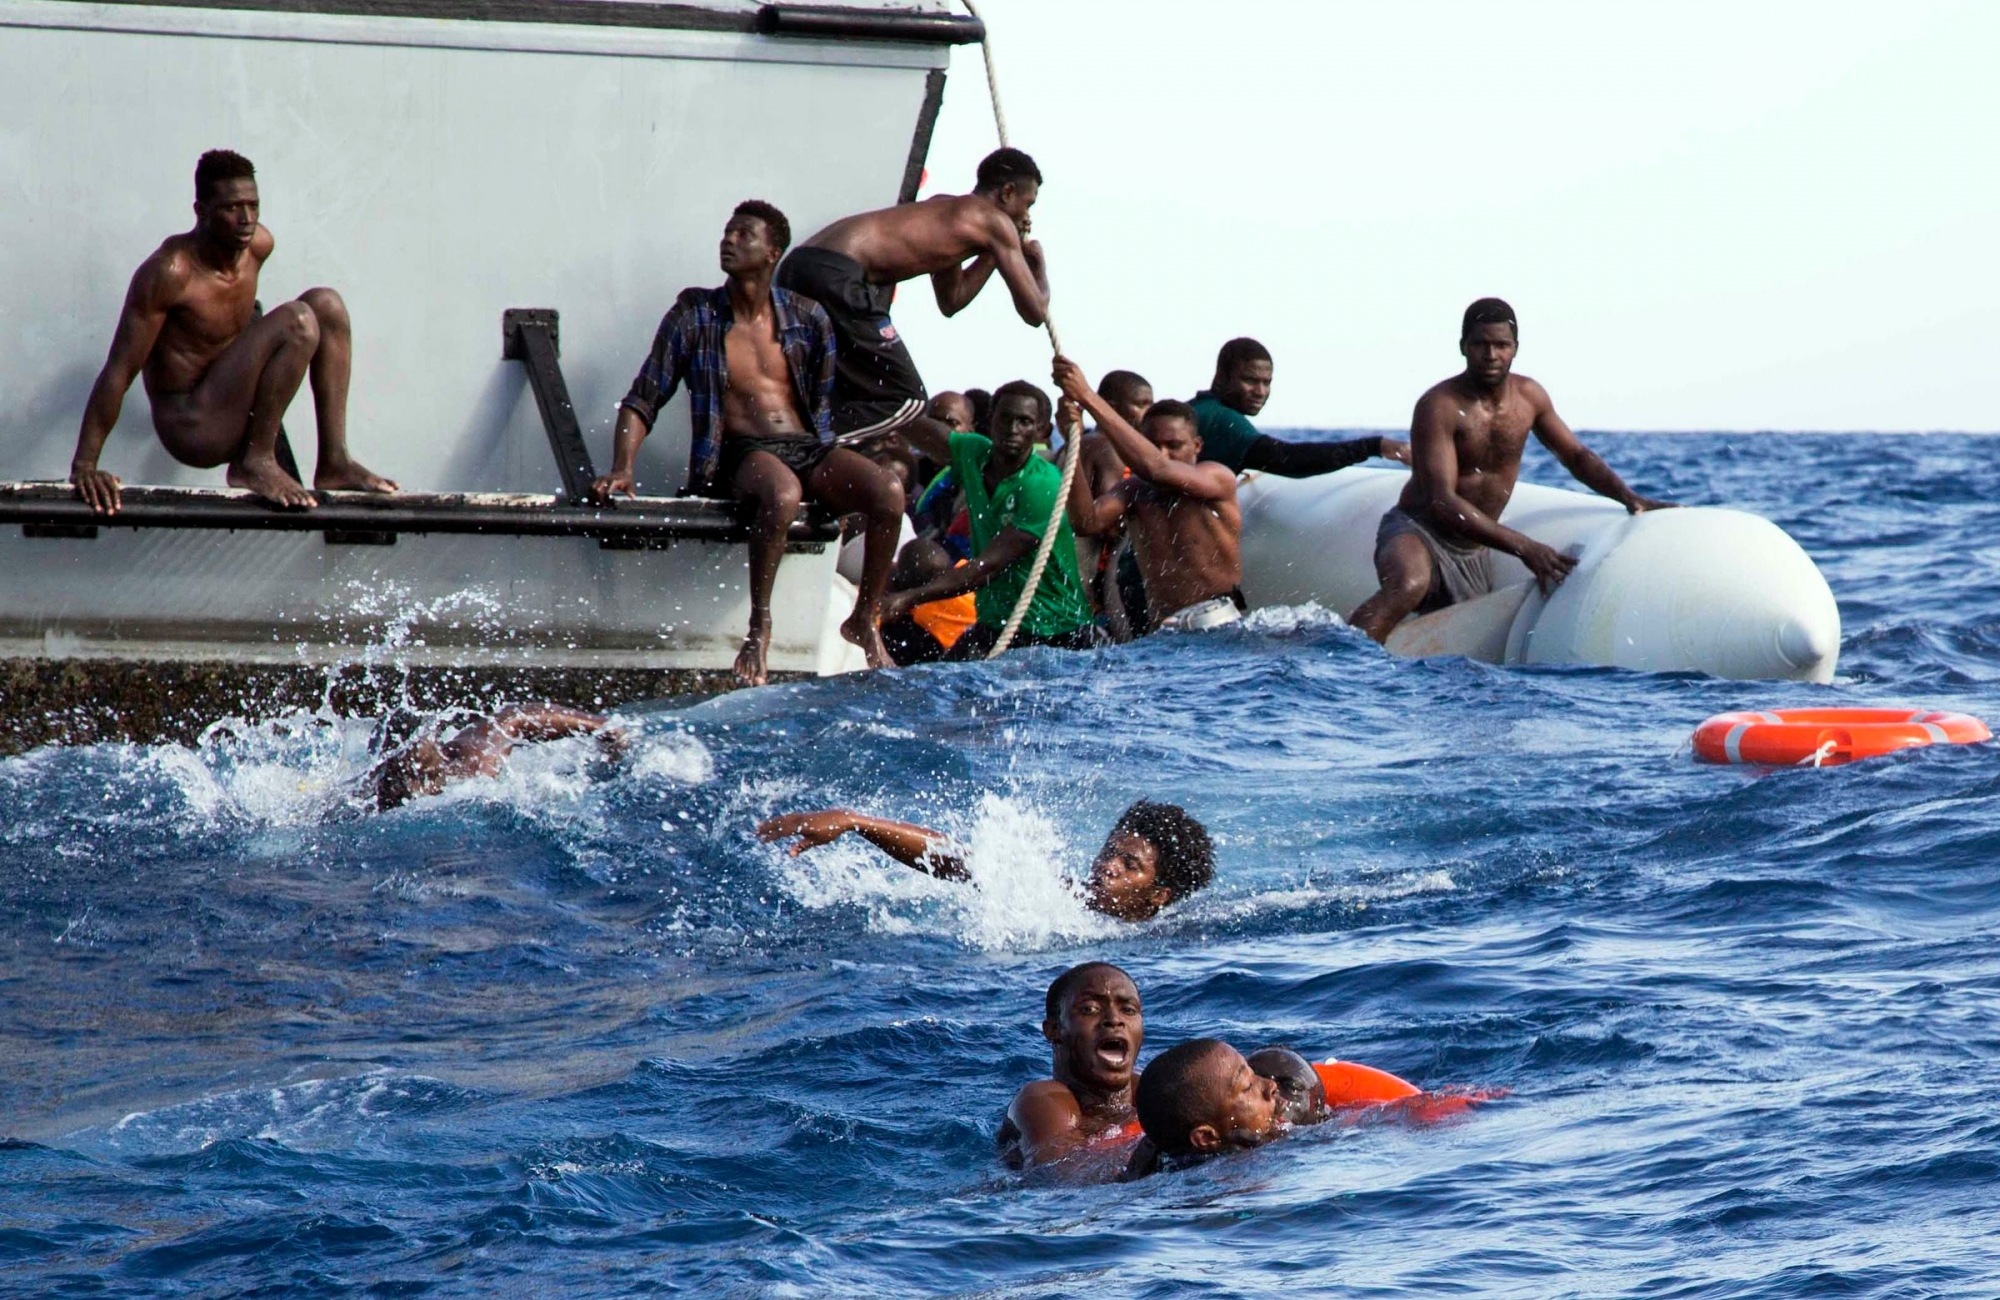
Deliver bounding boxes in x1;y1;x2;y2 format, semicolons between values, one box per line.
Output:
1237;468;1840;683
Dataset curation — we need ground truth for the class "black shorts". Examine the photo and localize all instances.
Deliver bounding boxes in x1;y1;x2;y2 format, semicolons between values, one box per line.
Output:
776;246;927;443
717;435;832;493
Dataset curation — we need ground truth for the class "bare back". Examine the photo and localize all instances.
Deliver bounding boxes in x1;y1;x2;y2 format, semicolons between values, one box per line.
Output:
137;227;272;398
1397;373;1545;532
802;194;1012;284
720;302;810;440
1120;475;1242;619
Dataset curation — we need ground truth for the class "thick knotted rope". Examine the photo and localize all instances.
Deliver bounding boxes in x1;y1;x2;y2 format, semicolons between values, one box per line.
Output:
959;0;1081;658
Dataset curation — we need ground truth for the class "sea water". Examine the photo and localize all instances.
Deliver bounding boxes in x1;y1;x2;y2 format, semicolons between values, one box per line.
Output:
3;433;1997;1299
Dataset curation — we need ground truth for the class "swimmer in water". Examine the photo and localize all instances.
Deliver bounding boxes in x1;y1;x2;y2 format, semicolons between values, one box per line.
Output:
1245;1046;1332;1126
1123;1042;1327;1178
1128;1038;1285;1173
364;703;627;811
754;798;1214;921
996;962;1144;1168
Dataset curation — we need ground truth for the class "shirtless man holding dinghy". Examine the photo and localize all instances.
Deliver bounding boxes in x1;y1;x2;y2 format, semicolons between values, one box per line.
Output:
70;150;396;514
777;147;1051;455
1348;298;1672;644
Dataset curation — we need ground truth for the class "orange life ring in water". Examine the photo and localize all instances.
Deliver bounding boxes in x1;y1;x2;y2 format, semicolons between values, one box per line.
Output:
1313;1060;1420;1107
1692;708;1990;767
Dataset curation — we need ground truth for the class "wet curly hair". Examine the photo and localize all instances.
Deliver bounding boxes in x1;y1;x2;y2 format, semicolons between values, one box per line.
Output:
1111;800;1214;903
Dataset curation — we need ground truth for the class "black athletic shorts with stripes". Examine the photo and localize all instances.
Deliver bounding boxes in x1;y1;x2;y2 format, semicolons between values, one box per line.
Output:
776;246;928;445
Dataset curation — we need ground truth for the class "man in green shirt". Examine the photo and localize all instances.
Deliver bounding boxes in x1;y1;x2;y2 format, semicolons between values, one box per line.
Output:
1191;337;1410;475
887;379;1098;657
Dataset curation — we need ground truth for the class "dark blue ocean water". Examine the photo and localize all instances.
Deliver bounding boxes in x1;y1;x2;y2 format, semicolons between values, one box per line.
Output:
5;433;1998;1299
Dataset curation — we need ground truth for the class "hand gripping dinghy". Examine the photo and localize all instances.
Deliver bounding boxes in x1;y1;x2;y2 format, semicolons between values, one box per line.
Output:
1237;467;1841;682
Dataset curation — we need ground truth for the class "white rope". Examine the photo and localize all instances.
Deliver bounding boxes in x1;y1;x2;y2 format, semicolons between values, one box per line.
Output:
959;0;1072;657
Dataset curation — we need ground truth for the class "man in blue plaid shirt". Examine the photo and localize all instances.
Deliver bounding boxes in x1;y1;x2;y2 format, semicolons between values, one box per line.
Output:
594;201;905;684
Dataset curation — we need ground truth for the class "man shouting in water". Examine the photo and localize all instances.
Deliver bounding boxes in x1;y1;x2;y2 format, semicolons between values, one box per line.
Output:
70;150;396;512
1349;298;1671;643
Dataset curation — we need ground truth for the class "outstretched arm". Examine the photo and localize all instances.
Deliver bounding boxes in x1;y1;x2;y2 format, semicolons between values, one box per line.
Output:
493;702;620;746
1055;395;1124;538
1053;356;1234;501
72;259;179;514
1241;433;1409;476
881;527;1036;621
1408;393;1576;594
1525;382;1672;513
756;808;970;881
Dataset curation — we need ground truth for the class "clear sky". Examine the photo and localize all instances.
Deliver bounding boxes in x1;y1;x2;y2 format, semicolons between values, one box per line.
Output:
894;0;2000;432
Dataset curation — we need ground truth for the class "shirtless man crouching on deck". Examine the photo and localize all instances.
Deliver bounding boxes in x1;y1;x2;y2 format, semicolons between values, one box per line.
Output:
70;150;396;513
777;148;1051;454
1054;356;1244;633
592;201;904;683
1348;298;1671;643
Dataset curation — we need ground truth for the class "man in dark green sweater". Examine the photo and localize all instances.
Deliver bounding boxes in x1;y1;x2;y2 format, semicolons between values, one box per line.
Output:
1191;337;1410;476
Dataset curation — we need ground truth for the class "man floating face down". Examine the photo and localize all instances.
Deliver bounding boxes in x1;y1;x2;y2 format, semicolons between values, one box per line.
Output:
592;201;906;684
878;380;1099;658
70;149;397;513
996;962;1145;1168
778;147;1051;456
1347;299;1674;644
756;798;1215;922
364;703;626;811
1189;337;1411;478
1055;356;1244;634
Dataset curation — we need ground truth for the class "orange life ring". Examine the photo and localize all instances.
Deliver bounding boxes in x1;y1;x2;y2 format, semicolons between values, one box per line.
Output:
1313;1060;1420;1107
1692;708;1990;767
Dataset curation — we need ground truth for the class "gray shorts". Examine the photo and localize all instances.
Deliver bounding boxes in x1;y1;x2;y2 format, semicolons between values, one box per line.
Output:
1375;507;1496;613
1153;595;1244;633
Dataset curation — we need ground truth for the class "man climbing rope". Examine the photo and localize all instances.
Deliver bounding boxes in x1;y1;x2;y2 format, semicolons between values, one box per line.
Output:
777;148;1050;456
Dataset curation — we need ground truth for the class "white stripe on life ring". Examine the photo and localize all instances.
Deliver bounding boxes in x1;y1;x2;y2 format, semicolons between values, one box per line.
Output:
1724;722;1754;763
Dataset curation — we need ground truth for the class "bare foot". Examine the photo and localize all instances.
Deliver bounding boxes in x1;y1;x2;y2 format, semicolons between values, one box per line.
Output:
734;621;771;688
841;609;892;670
228;456;317;509
314;457;399;494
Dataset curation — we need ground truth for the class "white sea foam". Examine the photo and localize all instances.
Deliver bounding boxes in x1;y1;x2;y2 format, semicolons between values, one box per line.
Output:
767;792;1114;951
93;1068;460;1154
1242;602;1350;634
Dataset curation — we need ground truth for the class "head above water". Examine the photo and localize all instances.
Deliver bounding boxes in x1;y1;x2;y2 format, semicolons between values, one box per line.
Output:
720;199;790;278
1459;297;1519;388
1136;1038;1285;1159
986;379;1052;469
1087;800;1214;921
974;147;1042;230
1210;338;1273;418
1246;1046;1329;1126
1041;962;1143;1093
1097;370;1154;428
1140;399;1202;465
193;149;258;249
